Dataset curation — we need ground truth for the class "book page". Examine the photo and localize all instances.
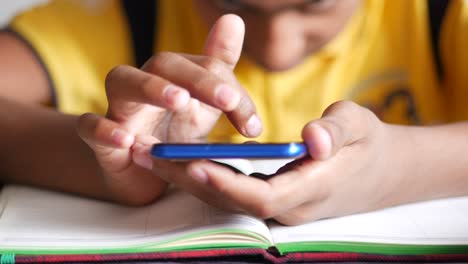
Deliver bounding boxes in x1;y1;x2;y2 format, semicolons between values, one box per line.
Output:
213;158;293;175
0;185;272;251
269;196;468;246
249;159;294;175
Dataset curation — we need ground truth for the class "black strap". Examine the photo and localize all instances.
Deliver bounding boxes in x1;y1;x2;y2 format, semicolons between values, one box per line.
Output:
122;0;157;68
428;0;450;80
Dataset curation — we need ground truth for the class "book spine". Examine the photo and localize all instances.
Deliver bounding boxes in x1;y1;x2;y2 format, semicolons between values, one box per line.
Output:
0;253;15;264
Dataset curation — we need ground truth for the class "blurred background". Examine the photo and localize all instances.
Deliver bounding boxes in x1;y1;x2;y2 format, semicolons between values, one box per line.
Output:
0;0;47;27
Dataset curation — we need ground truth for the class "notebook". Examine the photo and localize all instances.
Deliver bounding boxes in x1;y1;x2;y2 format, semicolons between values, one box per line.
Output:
1;159;468;256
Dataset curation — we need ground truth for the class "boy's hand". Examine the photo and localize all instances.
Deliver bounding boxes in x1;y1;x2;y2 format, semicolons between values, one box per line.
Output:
76;15;261;205
155;101;405;225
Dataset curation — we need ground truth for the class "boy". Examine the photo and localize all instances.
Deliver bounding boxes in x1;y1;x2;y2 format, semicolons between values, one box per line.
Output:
0;0;467;225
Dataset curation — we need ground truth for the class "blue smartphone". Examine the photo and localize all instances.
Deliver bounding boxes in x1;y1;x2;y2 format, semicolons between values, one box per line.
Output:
151;143;307;159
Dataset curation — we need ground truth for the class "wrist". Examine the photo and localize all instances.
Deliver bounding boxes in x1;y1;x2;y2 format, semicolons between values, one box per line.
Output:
370;123;417;208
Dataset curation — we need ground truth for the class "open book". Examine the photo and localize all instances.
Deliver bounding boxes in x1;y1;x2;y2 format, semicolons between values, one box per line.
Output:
1;160;468;256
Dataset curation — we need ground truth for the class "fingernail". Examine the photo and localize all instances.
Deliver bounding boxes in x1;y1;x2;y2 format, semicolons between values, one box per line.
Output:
215;84;238;110
245;114;262;137
190;167;208;184
133;144;153;170
164;85;190;109
111;128;134;147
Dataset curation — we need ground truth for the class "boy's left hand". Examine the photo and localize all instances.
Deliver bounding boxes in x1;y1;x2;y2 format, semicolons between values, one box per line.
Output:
152;100;404;225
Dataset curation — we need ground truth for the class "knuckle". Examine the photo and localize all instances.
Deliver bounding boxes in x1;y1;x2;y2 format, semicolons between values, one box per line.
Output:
252;203;276;219
322;100;362;135
77;113;109;143
250;195;278;219
140;75;163;102
105;65;126;94
77;113;92;128
147;52;178;73
212;40;237;65
322;101;340;116
212;178;231;196
189;112;201;127
323;100;357;116
192;75;223;94
276;211;310;226
361;105;380;125
346;101;367;119
192;59;228;92
361;106;383;138
237;95;255;115
92;117;108;140
200;57;224;75
76;113;94;136
329;101;380;135
338;100;358;109
323;100;384;142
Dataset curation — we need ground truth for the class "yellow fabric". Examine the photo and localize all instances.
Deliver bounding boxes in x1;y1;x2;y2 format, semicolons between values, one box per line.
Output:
441;0;468;122
10;0;132;115
8;0;466;143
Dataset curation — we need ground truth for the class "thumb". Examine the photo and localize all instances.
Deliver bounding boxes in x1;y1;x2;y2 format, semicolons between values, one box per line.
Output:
302;101;377;160
204;14;245;69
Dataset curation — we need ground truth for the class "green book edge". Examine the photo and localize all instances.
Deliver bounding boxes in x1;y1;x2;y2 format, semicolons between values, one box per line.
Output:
276;241;468;255
0;228;271;255
2;228;468;256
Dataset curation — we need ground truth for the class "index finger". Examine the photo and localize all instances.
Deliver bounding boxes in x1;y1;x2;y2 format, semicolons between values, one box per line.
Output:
204;14;245;69
203;15;262;137
104;65;190;124
175;53;262;138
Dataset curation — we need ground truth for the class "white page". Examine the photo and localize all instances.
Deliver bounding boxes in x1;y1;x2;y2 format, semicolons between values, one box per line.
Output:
269;197;468;245
249;159;294;175
0;185;271;250
213;158;293;175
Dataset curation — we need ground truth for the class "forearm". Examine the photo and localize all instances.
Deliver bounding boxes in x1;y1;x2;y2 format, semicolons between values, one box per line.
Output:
0;97;112;200
386;122;468;204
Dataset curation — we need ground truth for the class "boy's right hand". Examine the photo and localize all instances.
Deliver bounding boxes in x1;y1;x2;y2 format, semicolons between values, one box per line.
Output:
76;15;261;205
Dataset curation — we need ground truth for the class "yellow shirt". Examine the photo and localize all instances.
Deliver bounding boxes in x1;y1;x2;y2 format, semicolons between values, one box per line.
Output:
9;0;468;142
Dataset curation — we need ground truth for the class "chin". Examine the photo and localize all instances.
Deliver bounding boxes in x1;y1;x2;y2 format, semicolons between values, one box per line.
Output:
246;44;326;72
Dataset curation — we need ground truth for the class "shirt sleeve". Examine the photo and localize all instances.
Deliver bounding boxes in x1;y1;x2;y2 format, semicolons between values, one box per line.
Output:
441;0;468;121
8;0;132;115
